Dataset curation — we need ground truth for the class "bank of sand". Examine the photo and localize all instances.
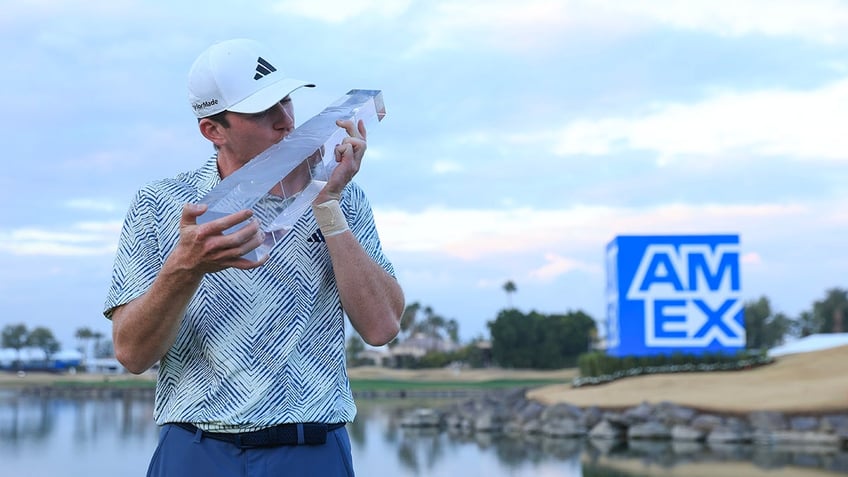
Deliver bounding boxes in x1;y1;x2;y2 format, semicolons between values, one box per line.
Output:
527;344;848;413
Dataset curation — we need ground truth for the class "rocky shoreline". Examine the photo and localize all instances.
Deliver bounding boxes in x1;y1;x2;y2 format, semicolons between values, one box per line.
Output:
400;388;848;450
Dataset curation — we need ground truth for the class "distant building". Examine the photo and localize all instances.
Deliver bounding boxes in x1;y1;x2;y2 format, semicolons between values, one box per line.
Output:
86;357;127;374
391;333;458;359
354;348;392;367
0;347;82;371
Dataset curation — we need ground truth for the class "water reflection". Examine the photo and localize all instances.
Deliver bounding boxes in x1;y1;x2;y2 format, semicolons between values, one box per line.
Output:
353;400;584;476
0;392;157;477
582;436;848;476
0;395;54;444
0;393;154;444
1;394;845;477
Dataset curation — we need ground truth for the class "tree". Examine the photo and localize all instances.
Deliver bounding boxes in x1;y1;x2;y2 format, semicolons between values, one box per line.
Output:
812;288;848;334
26;327;60;361
503;281;517;308
75;327;94;361
92;331;104;357
404;305;455;342
445;319;459;344
345;333;366;365
765;312;793;348
1;323;28;368
744;297;771;350
94;339;114;359
744;296;795;350
488;309;596;369
398;302;421;342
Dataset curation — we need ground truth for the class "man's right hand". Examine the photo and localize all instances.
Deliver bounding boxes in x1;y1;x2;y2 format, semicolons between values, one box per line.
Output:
173;203;268;275
112;203;268;373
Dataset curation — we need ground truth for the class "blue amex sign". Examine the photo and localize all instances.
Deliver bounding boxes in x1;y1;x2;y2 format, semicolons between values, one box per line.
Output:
605;235;745;357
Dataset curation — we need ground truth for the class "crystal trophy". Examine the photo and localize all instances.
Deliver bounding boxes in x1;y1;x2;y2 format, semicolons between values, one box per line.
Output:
197;89;386;260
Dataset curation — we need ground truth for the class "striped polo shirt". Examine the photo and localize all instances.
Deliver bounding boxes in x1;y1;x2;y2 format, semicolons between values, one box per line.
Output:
104;155;395;431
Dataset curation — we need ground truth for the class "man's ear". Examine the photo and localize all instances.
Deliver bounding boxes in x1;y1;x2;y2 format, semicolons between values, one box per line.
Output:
199;118;226;148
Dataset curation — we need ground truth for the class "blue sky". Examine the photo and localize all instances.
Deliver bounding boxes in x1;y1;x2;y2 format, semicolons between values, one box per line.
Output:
1;0;847;349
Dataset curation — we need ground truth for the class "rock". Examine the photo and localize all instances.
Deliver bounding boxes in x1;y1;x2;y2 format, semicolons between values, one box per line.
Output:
770;431;842;446
655;401;697;426
540;402;583;421
748;410;787;431
580;406;603;430
444;414;465;429
671;424;706;442
690;414;724;432
707;426;753;444
628;421;671;440
821;415;848;433
603;411;629;427
503;421;524;436
401;408;442;428
522;419;543;435
622;402;655;425
514;399;546;424
541;418;586;438
474;409;505;432
589;420;626;439
726;416;753;433
790;416;820;432
432;391;848;452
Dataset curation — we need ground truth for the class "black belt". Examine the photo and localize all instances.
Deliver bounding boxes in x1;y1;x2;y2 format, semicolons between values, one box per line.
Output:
172;422;346;448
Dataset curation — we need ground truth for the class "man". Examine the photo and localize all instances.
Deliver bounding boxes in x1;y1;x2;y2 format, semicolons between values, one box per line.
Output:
103;38;404;476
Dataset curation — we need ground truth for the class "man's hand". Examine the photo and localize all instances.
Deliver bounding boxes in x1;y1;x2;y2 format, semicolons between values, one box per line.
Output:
314;119;367;205
171;203;268;275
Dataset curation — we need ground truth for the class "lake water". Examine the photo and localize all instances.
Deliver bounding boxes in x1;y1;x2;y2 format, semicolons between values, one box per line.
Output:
1;392;845;477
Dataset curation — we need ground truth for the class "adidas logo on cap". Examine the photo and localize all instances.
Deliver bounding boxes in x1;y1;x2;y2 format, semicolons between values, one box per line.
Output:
254;57;277;80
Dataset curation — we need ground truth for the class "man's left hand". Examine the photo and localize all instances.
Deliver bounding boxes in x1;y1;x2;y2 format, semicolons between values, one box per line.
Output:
313;118;367;204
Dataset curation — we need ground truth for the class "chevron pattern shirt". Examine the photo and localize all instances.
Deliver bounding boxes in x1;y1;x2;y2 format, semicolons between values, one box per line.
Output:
104;155;395;431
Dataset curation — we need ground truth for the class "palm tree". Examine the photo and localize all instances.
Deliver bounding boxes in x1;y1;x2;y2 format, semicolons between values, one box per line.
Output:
503;280;517;309
1;323;28;369
75;327;94;363
92;331;104;358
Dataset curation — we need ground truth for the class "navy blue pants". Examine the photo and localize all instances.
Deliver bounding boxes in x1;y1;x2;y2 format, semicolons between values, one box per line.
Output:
147;424;355;477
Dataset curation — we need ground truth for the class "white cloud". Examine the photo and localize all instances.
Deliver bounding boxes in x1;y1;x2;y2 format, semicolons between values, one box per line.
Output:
599;0;848;45
409;0;575;54
375;200;828;261
504;78;848;163
65;199;122;213
401;0;848;56
0;222;121;257
741;252;762;265
269;0;412;23
529;253;601;282
432;160;463;174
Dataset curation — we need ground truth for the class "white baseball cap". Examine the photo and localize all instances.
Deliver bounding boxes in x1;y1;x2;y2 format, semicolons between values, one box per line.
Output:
188;38;315;118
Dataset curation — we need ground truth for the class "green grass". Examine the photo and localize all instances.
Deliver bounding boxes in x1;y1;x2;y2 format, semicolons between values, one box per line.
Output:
49;379;155;389
1;376;567;392
348;378;566;392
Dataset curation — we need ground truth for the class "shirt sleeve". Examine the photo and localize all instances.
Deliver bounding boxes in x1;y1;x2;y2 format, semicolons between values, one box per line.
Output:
342;183;396;279
102;186;167;319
